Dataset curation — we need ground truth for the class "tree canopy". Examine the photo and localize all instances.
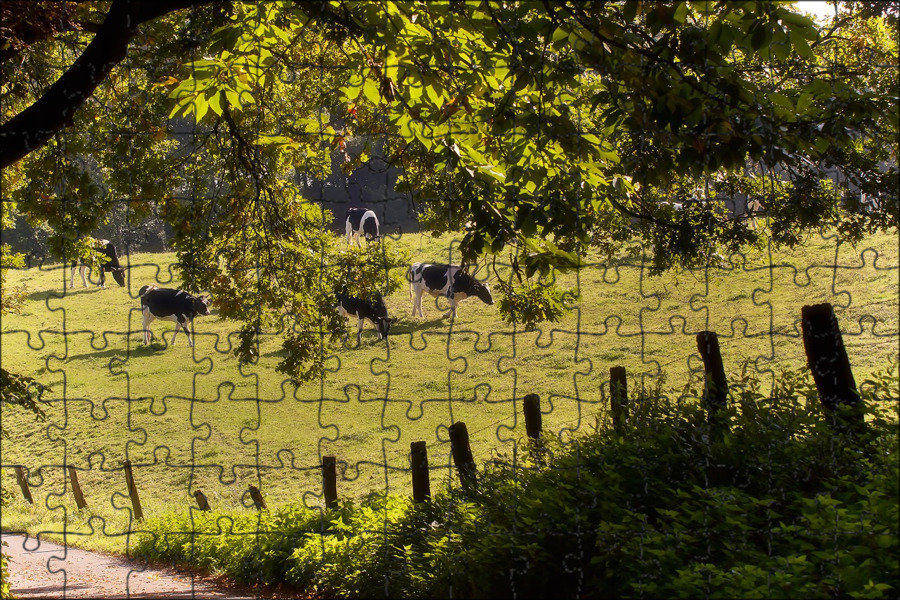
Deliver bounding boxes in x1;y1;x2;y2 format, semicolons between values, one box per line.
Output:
1;0;897;382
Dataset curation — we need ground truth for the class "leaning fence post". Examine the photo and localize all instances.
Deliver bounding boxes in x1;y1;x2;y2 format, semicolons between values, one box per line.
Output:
122;460;143;521
249;485;267;510
14;466;33;504
410;441;431;503
322;456;338;509
696;331;729;436
67;465;87;509
801;303;865;433
448;421;477;489
523;394;542;441
193;490;211;511
609;366;628;433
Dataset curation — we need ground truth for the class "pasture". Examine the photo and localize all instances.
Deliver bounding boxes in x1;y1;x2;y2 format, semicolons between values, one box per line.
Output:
2;229;897;553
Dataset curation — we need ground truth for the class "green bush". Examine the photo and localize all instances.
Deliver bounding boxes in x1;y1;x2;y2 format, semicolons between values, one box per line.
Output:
133;363;899;598
1;541;12;600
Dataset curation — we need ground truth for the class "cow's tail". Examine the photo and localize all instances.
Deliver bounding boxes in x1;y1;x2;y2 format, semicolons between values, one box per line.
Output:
407;266;415;299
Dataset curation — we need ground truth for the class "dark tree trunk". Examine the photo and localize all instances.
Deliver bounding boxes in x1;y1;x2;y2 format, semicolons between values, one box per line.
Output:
0;0;214;169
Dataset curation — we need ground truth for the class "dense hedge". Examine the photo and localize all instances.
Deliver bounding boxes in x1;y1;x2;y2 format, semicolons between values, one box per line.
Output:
133;364;899;598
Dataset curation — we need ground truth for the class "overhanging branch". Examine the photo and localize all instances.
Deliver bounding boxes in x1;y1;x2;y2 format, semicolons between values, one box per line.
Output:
0;0;216;169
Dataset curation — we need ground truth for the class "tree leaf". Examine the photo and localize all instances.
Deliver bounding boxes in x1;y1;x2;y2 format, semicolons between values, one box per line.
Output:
363;78;381;104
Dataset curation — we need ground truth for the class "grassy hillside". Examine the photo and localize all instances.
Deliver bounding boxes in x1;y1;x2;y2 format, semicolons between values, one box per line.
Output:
1;229;897;553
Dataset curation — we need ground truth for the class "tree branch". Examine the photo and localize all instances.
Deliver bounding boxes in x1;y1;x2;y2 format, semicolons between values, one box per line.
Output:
0;0;216;169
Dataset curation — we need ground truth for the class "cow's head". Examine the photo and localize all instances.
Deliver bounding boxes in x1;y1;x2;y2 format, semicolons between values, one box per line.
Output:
110;266;126;287
375;317;399;339
473;281;494;305
194;295;212;316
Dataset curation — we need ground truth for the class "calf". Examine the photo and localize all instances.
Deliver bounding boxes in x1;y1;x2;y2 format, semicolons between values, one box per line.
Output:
138;285;211;347
345;208;380;247
70;239;126;288
336;290;396;345
407;263;493;318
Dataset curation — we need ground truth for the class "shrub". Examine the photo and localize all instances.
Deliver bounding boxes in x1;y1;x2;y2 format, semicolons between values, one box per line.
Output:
132;363;899;598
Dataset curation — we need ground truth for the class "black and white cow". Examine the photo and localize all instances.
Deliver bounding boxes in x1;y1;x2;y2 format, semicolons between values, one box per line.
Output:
345;208;380;247
335;289;397;345
407;263;493;318
70;239;126;288
138;285;211;347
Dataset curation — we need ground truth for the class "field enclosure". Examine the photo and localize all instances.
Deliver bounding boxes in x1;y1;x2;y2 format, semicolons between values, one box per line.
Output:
2;228;897;545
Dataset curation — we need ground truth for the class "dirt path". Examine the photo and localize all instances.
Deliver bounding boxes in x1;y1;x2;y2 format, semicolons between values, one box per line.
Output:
2;532;290;599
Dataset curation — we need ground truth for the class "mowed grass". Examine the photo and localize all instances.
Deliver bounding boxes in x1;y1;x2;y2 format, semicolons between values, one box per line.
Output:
2;228;897;553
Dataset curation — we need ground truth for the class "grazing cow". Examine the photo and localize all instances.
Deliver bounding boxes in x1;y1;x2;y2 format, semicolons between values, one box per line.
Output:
345;208;380;247
335;289;397;345
70;239;126;288
138;285;211;347
407;263;493;318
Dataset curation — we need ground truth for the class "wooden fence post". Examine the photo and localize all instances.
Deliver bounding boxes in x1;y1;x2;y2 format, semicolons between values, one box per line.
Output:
193;490;211;511
322;456;338;509
801;303;865;433
249;485;267;510
410;441;431;503
448;421;476;489
122;460;143;521
696;331;729;435
609;366;628;433
14;466;33;504
523;394;542;441
67;465;87;509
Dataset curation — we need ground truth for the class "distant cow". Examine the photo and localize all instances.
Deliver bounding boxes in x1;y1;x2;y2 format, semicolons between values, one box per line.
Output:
71;239;126;288
408;263;493;318
345;208;380;247
335;289;396;345
138;285;211;347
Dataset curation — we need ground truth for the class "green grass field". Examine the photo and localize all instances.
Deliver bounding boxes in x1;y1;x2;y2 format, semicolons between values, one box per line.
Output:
2;229;897;553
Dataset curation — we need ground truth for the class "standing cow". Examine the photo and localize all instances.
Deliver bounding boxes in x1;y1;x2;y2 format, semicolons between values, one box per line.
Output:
138;285;211;347
71;239;126;288
407;263;493;318
335;288;397;346
345;208;380;247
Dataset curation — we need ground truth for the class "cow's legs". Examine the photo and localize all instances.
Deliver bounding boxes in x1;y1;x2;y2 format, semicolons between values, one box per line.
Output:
413;288;425;317
356;317;365;346
142;309;155;345
345;222;353;244
79;264;89;287
177;318;195;347
171;318;194;346
98;268;107;289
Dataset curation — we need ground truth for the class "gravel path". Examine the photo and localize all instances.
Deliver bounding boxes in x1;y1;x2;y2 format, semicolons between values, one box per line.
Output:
2;532;291;599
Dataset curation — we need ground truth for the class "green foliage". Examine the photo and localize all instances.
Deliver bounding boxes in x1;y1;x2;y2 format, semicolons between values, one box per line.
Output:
495;278;578;331
329;243;410;301
0;247;25;316
0;369;47;439
0;199;27;316
133;505;325;583
131;363;899;598
0;541;11;600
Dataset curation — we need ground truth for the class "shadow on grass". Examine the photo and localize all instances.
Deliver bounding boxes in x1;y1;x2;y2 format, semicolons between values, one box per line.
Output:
26;286;107;302
63;343;170;362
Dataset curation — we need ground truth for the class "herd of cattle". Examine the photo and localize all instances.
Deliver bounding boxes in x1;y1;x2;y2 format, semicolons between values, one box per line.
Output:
70;209;494;347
